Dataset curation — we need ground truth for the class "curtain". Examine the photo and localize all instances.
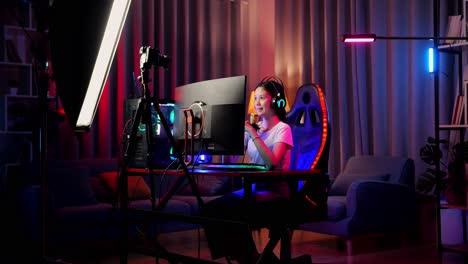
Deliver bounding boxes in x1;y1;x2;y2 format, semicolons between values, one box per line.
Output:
275;0;446;177
57;0;451;179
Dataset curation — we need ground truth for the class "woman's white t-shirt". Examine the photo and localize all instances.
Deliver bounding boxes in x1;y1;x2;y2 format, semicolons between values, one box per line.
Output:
245;121;294;170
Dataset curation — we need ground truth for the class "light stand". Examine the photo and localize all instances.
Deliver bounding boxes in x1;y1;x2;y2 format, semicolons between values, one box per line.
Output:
342;34;468;42
118;46;204;264
37;45;52;264
32;2;65;263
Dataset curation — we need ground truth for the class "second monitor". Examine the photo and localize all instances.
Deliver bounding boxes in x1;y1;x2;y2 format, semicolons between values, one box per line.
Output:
173;75;247;157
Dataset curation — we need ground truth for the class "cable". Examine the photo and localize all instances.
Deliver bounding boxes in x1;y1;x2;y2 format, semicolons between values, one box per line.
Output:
197;226;202;258
242;144;248;163
111;117;137;209
190;144;206;259
184;144;205;192
120;118;134;152
131;71;141;97
158;158;179;203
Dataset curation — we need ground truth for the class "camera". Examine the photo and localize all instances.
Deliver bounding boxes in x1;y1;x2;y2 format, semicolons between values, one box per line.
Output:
139;46;170;70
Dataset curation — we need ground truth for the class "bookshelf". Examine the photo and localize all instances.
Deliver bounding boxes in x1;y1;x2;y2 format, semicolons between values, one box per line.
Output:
435;0;468;256
0;3;55;134
2;25;42;64
438;1;468;50
0;62;31;96
0;3;57;166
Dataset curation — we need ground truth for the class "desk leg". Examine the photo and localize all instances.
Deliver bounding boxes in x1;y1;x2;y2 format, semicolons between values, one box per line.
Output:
257;231;281;264
244;178;252;199
280;228;291;261
119;212;128;264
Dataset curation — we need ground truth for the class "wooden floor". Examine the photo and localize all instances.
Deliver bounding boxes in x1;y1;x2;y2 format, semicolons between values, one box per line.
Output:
59;228;468;264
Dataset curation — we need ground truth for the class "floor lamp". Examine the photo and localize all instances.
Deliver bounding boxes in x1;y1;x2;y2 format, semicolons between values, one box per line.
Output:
342;32;468;257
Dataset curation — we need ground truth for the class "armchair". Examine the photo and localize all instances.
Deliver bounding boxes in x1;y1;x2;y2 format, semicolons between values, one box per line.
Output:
299;155;417;255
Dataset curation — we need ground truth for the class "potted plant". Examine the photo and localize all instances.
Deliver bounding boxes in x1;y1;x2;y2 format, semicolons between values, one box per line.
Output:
418;137;467;205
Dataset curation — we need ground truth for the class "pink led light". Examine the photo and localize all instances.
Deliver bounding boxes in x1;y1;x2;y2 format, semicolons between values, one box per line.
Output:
342;34;377;43
343;37;375;43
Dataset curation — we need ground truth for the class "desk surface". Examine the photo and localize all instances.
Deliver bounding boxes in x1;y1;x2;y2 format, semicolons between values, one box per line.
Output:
128;167;322;178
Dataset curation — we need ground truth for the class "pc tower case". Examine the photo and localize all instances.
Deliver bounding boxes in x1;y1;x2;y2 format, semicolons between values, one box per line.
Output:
124;98;175;169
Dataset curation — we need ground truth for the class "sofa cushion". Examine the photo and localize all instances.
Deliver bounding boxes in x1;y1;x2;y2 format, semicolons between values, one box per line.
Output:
97;171;151;201
171;195;222;215
178;175;231;196
129;199;202;233
329;172;389;196
54;203;116;224
90;176;114;203
326;196;347;220
129;199;192;215
48;166;98;208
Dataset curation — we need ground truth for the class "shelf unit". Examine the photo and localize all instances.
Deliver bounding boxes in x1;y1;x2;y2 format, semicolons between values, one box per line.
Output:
435;0;468;256
0;3;58;164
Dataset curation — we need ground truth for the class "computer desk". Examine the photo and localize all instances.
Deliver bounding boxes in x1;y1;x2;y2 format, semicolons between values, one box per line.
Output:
120;168;325;264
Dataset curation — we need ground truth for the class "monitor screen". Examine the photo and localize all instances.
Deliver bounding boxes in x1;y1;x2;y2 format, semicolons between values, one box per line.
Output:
173;75;247;157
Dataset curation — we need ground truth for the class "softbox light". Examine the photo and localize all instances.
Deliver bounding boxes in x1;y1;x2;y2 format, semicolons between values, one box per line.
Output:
49;0;131;132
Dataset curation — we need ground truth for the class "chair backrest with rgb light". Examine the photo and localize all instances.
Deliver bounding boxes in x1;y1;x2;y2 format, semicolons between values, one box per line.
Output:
286;83;331;173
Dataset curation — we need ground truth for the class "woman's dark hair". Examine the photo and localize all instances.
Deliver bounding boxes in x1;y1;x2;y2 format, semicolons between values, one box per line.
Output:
256;78;287;122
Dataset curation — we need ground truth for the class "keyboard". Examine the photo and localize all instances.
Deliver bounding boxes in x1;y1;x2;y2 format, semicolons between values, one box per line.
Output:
195;163;267;171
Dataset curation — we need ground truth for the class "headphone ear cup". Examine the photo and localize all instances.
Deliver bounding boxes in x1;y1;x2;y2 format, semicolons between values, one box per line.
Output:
264;78;286;110
271;95;277;109
272;92;286;110
276;98;286;109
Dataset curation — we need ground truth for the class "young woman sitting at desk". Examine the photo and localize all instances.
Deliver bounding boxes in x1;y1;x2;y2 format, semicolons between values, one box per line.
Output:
201;76;294;264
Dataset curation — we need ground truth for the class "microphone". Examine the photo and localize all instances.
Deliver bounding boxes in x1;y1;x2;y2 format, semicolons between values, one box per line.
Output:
250;113;260;131
251;123;260;131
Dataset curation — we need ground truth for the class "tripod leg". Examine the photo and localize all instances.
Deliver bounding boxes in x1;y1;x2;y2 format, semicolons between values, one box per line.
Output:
279;227;291;261
141;98;157;211
150;98;204;209
118;98;146;264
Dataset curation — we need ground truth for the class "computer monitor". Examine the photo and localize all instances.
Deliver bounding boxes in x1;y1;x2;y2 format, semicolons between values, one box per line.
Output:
173;75;247;157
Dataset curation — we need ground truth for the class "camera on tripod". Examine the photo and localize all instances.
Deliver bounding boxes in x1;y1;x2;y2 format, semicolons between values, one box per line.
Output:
139;46;170;70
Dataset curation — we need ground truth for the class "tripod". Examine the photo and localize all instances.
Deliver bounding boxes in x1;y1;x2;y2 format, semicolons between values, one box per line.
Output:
118;46;204;264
